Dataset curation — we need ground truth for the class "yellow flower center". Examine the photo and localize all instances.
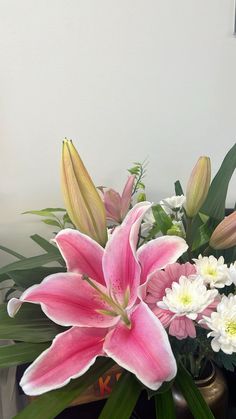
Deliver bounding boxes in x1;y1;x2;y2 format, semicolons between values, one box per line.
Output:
204;267;217;277
179;293;192;306
225;321;236;336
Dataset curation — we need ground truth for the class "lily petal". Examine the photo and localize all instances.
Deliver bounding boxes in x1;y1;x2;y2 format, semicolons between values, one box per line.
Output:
137;236;188;286
20;327;107;395
121;175;135;219
103;202;151;307
8;273;118;328
54;229;105;285
103;189;122;223
104;302;177;390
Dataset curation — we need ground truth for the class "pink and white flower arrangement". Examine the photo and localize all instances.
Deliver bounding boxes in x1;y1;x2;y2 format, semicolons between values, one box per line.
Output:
1;140;236;419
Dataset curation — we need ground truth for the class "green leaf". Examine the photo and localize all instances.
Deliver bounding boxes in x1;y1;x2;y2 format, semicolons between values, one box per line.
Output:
0;342;49;368
14;358;114;419
192;218;216;251
147;379;174;398
0;245;25;260
42;219;61;228
137;181;145;190
0;253;63;275
0;304;63;342
23;208;66;217
63;213;73;225
175;363;215;419
30;235;61;256
174;180;184;196
8;267;66;288
155;389;176;419
98;372;142;419
214;350;236;372
201;143;236;220
152;204;173;234
0;273;11;283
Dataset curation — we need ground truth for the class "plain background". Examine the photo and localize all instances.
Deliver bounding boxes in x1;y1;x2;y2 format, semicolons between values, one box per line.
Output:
1;0;236;265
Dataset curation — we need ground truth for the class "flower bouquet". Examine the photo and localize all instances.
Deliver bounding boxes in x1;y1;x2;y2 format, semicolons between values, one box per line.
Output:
1;141;236;419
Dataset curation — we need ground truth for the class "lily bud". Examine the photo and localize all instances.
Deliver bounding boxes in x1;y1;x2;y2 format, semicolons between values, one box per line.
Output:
61;139;108;246
185;156;211;218
209;212;236;250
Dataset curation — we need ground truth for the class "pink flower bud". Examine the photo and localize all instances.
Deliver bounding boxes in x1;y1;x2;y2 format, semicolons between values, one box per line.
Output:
210;211;236;249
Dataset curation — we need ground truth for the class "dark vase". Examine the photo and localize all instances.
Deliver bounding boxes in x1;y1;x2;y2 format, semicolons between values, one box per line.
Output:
172;363;228;419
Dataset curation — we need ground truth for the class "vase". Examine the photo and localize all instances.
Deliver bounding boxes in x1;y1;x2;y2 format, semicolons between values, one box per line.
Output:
172;363;228;419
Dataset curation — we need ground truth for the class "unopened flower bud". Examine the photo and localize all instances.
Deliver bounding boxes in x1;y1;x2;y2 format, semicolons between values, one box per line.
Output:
185;156;211;218
61;139;107;246
209;212;236;250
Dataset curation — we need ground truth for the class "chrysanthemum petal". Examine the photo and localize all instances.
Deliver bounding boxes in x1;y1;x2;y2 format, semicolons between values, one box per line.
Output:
20;327;107;395
169;317;196;339
104;302;177;390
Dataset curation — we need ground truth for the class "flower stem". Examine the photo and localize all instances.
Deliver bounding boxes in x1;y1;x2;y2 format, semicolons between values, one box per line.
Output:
186;217;193;261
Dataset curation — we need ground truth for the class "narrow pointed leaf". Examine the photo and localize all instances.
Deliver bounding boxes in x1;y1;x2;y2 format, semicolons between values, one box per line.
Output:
98;372;142;419
201;143;236;220
30;235;62;258
0;304;63;342
0;253;63;275
8;267;66;288
175;363;215;419
155;389;176;419
42;219;61;227
174;180;184;196
0;245;25;260
0;342;49;368
14;358;114;419
0;273;10;283
23;208;66;217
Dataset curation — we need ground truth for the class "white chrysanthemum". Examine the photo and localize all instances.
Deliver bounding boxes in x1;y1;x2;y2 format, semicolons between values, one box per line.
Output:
229;261;236;285
202;295;236;354
193;255;232;289
158;275;218;320
141;208;156;236
160;195;186;215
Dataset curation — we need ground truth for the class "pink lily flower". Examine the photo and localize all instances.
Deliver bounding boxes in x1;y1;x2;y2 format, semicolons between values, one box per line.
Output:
8;202;187;396
101;175;135;224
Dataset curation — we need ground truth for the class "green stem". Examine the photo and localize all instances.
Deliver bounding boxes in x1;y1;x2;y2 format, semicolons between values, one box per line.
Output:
186;217;193;261
203;246;211;256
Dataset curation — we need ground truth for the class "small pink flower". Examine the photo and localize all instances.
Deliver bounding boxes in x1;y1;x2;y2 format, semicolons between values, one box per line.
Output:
145;263;218;340
100;175;135;224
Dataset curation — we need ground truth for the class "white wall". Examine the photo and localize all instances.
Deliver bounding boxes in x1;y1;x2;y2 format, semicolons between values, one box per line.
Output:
1;0;236;265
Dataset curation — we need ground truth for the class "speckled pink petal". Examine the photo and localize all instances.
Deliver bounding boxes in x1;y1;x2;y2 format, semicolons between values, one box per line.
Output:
8;272;118;328
104;302;177;390
103;202;151;307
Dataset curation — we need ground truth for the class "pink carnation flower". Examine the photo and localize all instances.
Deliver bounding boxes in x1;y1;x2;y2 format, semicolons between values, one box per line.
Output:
145;262;218;340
